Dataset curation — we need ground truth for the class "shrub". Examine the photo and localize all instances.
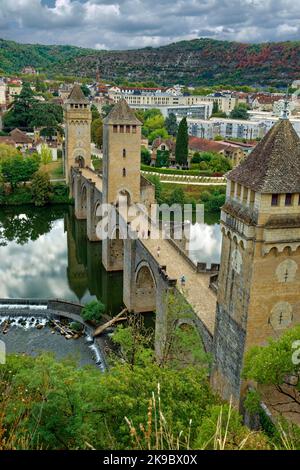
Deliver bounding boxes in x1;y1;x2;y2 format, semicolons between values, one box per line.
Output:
81;300;105;323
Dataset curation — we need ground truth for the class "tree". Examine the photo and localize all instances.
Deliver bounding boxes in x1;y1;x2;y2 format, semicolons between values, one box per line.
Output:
230;105;249;120
168;187;185;206
31;170;52;206
141;146;151;165
243;325;300;408
91;104;100;121
81;300;105;323
165;113;178;136
40;144;52;165
30;102;63;136
81;84;90;97
148;128;168;144
0;143;20;162
91;118;103;148
101;103;114;117
3;82;36;131
175;117;188;167
1;154;39;190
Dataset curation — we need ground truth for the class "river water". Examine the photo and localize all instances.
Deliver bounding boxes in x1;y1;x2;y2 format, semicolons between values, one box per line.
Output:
0;205;221;364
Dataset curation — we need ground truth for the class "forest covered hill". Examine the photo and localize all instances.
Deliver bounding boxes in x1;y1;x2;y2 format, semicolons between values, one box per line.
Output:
1;37;300;87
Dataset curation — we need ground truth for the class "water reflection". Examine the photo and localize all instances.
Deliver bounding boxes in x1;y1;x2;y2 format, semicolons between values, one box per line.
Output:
0;206;123;315
0;206;221;313
189;223;222;266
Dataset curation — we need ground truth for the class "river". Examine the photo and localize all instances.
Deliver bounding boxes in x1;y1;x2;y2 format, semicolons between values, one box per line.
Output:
0;206;221;311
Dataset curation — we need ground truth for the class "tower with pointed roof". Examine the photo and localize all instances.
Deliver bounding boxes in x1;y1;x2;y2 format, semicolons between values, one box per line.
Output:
211;118;300;405
102;99;142;205
64;84;92;183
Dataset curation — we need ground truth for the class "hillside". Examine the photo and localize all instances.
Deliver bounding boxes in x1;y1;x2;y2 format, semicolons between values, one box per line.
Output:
1;37;300;87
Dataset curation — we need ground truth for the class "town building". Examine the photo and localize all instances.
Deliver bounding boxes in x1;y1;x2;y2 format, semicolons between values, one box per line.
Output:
188;136;245;167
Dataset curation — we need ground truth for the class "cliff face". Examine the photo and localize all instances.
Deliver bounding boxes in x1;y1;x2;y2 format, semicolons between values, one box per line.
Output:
1;37;300;86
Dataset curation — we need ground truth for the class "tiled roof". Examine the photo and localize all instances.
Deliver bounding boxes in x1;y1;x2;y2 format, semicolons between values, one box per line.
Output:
152;138;175;151
103;99;141;125
0;136;16;146
9;128;33;144
188;136;229;153
66;84;89;104
227;119;300;193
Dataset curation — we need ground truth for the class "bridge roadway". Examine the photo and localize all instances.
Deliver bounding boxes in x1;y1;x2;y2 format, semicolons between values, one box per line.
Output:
80;168;217;335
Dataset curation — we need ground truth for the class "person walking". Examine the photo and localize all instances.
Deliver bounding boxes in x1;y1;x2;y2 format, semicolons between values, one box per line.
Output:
157;246;161;258
180;275;186;287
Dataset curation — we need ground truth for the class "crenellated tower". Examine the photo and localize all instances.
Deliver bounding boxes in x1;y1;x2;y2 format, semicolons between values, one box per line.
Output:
211;118;300;405
102;99;142;205
64;84;92;183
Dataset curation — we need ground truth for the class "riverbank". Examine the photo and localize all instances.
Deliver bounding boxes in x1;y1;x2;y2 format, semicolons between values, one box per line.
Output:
0;182;72;206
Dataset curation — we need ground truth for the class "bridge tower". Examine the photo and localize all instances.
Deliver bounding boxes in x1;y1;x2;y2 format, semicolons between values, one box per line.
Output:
211;118;300;406
101;99;142;272
102;99;142;206
64;84;92;184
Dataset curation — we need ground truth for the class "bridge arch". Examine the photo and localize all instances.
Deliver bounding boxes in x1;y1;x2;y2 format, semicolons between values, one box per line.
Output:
134;261;156;313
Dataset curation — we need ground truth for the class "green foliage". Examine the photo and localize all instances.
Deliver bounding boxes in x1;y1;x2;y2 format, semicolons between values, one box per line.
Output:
2;154;39;189
145;175;162;203
91;104;100;121
0;143;21;161
230;105;249;120
101;103;114;117
81;84;90;97
156;149;169;167
141;146;151;165
3;82;36;131
243;325;300;388
168;187;185;206
200;188;226;213
40;144;52;165
165;113;178;136
175;118;188;166
91;118;103;148
31;171;52;206
148;128;169;144
194;404;270;450
49;183;70;204
30;102;63;135
81;300;105;323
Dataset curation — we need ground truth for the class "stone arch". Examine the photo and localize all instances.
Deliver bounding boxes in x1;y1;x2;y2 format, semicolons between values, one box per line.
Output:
175;318;210;356
79;184;87;218
116;188;132;207
134;261;156;313
90;198;103;241
109;226;124;271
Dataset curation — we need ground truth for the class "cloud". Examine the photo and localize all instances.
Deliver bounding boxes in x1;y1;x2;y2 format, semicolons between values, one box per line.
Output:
1;0;300;49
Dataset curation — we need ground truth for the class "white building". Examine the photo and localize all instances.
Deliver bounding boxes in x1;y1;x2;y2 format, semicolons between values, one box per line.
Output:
0;81;6;105
186;115;300;140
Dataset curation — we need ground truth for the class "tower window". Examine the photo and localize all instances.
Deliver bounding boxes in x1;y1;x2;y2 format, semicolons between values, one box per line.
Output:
285;193;292;206
120;125;124;133
271;194;279;206
132;125;137;133
122;168;126;177
126;125;130;133
113;125;118;133
123;149;126;158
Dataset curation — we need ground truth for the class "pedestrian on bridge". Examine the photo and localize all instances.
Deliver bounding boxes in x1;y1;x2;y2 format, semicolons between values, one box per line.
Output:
157;246;161;258
180;275;186;288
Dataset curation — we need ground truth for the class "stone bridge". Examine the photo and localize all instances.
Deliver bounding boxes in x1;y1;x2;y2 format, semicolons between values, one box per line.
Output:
71;166;218;355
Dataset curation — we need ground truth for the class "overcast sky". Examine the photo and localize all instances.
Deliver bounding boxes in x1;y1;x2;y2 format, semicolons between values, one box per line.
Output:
1;0;300;50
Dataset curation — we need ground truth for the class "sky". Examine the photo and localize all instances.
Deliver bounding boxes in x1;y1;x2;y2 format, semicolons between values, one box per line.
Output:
1;0;300;50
